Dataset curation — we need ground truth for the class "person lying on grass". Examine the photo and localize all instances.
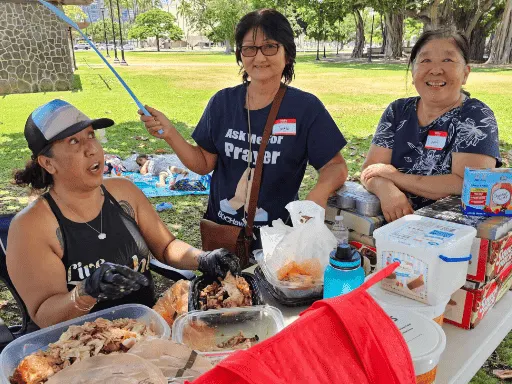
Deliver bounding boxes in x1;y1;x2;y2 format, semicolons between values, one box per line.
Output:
136;154;189;188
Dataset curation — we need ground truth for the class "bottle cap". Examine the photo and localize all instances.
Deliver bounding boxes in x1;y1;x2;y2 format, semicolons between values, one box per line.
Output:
332;243;361;264
335;215;344;221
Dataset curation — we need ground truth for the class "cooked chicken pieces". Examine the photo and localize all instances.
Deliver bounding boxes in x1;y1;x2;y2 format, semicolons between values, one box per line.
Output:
199;272;252;310
10;318;155;384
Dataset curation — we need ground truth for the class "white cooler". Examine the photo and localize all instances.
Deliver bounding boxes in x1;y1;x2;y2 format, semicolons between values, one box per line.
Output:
373;215;476;306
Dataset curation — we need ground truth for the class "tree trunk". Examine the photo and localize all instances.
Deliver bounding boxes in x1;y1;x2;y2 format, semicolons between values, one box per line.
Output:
351;10;364;58
156;35;160;52
453;0;494;40
384;12;404;59
469;25;487;62
487;0;512;64
380;14;386;54
411;0;454;31
224;39;232;54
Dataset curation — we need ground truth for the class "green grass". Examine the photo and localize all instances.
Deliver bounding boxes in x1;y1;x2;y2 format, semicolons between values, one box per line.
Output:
0;51;511;382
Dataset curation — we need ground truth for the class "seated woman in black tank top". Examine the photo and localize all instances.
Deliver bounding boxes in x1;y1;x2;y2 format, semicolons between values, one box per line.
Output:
6;100;240;328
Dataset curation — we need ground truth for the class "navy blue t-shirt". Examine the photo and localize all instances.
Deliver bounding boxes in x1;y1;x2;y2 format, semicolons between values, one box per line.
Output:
372;96;501;209
192;84;346;228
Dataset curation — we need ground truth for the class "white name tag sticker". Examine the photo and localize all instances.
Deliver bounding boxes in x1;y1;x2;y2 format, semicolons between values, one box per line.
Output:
425;130;448;150
272;118;296;136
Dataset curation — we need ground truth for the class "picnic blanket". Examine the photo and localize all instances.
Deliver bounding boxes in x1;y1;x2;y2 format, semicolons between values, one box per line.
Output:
119;172;211;198
105;153;211;198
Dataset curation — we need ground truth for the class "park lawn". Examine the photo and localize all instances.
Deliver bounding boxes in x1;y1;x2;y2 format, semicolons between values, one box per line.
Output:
0;50;511;382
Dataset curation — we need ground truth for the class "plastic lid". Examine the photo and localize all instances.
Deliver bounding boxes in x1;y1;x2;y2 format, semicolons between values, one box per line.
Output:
332;244;360;263
385;308;446;375
373;215;477;248
367;279;450;318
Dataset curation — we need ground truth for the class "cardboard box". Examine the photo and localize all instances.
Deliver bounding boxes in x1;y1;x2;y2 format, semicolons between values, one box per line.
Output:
415;195;512;240
444;265;512;329
461;168;512;216
467;231;512;283
348;230;376;247
415;196;512;283
496;264;512;303
332;209;384;236
349;240;377;274
325;204;340;223
444;280;499;329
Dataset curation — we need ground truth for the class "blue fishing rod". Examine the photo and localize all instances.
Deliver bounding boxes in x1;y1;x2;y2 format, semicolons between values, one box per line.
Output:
38;0;163;134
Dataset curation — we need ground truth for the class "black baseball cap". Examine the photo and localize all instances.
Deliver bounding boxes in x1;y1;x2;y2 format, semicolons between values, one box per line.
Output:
25;99;115;156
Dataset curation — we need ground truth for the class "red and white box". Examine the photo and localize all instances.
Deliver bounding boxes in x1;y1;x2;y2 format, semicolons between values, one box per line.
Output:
467;231;512;284
349;240;376;274
444;264;512;329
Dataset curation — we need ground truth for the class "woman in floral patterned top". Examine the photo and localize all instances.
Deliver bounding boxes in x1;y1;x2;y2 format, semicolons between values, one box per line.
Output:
361;29;501;223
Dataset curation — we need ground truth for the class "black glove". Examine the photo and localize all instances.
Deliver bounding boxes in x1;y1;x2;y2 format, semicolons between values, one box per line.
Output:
198;249;241;278
83;262;149;301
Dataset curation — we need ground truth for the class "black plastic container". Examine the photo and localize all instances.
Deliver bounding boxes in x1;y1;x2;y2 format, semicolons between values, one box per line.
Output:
188;272;265;312
253;267;322;307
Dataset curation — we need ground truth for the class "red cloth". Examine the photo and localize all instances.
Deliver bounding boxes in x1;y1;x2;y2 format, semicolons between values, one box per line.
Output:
192;263;415;384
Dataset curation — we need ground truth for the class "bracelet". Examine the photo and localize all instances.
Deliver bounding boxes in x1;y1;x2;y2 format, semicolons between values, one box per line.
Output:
70;286;96;312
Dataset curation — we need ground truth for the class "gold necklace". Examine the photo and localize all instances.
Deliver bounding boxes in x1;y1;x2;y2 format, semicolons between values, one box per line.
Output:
52;188;106;240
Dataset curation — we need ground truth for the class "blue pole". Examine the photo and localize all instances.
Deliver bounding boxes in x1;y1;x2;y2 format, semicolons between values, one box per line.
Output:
37;0;163;134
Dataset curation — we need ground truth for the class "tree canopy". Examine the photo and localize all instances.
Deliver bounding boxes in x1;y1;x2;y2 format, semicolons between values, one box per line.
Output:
128;8;183;51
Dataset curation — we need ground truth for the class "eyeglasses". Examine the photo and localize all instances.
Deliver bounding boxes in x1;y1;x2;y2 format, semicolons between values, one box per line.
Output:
240;43;281;57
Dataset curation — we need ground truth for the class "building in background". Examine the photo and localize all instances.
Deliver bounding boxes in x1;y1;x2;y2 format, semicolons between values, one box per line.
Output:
81;0;132;23
159;0;210;49
0;0;93;95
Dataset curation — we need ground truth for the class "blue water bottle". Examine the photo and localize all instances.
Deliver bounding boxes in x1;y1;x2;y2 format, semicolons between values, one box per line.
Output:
323;244;365;299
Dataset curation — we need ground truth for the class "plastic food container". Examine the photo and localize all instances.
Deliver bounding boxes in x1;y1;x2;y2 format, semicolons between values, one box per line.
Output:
355;194;382;217
335;181;382;216
172;305;285;364
0;304;170;384
254;267;322;307
373;215;476;305
367;277;449;325
188;273;264;312
254;250;323;300
386;308;446;384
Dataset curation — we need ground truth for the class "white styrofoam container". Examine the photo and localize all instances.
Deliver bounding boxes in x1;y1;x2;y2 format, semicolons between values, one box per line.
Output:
0;304;170;384
367;276;450;325
387;308;446;382
373;215;476;305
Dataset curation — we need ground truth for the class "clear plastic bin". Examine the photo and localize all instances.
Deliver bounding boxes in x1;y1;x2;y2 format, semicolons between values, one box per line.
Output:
254;250;323;299
0;304;170;384
172;305;284;364
374;215;476;305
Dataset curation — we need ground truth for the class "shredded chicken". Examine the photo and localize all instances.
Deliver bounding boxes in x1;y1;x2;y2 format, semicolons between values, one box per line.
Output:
216;332;259;350
10;318;155;384
199;272;252;310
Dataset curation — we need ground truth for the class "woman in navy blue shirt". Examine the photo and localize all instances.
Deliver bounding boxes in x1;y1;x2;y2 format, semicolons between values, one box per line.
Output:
140;9;348;233
361;29;501;223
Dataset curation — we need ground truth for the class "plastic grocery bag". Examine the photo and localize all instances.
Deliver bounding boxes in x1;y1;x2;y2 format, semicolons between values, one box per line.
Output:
260;201;337;283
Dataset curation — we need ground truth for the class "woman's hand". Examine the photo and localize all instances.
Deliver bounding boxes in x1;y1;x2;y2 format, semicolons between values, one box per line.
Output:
361;163;399;183
83;262;149;301
139;105;175;139
380;186;414;223
198;249;241;278
363;175;414;223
